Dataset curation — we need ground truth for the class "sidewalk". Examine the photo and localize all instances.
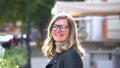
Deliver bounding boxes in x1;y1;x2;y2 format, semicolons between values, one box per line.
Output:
30;46;50;68
31;56;49;68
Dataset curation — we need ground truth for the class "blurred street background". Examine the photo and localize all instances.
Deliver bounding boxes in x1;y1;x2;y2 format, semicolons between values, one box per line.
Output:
0;0;120;68
31;46;49;68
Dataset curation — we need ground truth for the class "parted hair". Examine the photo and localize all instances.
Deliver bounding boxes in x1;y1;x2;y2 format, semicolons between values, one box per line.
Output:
42;13;85;58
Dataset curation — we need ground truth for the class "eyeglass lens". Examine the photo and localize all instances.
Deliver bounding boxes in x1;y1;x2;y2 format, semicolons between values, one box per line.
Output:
52;24;69;31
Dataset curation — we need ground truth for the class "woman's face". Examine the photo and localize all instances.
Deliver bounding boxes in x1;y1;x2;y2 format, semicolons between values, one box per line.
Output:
52;19;70;43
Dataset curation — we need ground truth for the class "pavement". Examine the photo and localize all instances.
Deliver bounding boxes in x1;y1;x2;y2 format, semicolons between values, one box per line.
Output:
31;56;49;68
30;46;50;68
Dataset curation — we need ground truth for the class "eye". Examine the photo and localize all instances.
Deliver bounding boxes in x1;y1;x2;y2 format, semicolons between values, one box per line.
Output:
61;25;68;29
61;25;69;29
52;24;69;32
52;25;57;28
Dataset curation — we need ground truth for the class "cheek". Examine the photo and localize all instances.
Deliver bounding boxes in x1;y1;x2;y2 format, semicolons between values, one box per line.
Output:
52;30;57;39
64;30;69;39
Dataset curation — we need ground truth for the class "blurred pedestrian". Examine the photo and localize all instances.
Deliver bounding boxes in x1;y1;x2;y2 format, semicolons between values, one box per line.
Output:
11;36;18;46
42;13;85;68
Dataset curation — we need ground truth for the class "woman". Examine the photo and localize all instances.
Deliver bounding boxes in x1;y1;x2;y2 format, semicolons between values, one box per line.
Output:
42;13;85;68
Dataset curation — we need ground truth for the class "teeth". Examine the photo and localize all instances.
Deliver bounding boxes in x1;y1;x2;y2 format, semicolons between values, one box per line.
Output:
56;35;61;37
55;34;62;37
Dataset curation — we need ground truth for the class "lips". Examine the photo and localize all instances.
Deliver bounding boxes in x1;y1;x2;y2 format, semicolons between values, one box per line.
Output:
54;34;63;38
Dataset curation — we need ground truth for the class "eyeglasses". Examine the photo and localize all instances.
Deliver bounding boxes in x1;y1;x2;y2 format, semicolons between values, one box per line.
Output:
52;24;69;32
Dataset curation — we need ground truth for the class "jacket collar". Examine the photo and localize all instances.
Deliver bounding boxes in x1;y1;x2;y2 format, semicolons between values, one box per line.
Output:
47;47;75;65
46;54;60;67
48;54;58;65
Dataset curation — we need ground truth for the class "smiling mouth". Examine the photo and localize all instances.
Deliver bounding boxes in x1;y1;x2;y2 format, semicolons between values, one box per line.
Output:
55;34;63;38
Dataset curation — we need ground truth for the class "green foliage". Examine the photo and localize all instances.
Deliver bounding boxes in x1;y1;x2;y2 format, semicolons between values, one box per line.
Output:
0;0;55;25
58;0;84;1
0;0;55;40
0;46;28;68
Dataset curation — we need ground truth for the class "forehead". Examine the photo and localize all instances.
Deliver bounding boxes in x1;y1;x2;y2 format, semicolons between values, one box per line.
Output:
54;19;68;25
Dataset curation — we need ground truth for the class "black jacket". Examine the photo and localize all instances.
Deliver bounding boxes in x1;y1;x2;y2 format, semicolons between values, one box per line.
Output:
46;47;83;68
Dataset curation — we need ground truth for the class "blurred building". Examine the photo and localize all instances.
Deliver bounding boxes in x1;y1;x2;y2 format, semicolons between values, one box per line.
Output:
52;0;120;68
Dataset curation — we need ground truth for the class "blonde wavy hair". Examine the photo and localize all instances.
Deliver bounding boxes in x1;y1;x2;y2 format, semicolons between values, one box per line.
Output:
42;13;85;58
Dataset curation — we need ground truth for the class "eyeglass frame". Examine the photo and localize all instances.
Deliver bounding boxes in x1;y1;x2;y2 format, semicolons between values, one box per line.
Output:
52;24;70;32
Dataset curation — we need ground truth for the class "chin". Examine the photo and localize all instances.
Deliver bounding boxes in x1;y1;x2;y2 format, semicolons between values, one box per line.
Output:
55;40;62;43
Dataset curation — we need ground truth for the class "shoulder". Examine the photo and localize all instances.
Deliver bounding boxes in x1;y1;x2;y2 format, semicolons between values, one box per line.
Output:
59;47;83;68
64;47;79;56
61;47;81;60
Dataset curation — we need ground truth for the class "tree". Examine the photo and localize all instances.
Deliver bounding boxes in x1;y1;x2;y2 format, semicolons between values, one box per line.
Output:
36;0;55;40
0;0;55;41
57;0;84;1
